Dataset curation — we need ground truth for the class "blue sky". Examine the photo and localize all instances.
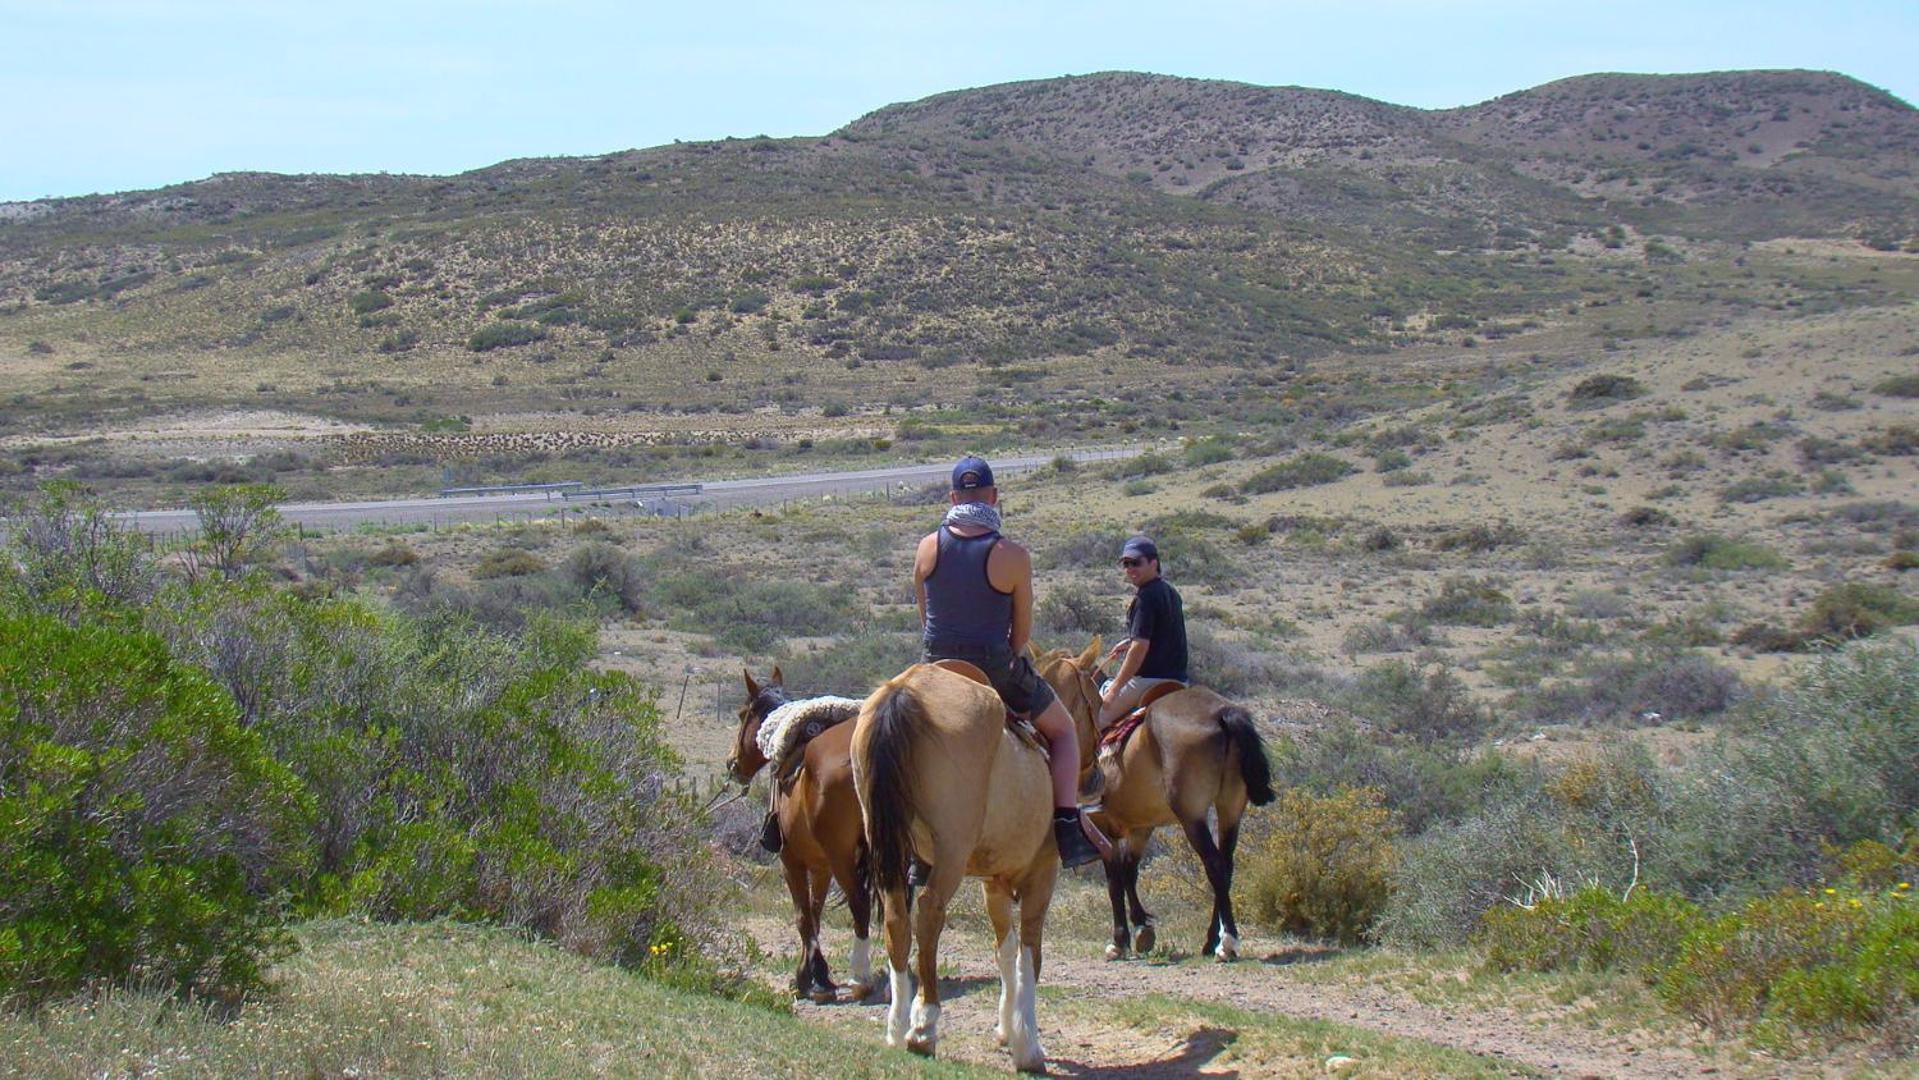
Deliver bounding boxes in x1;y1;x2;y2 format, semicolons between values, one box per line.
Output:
3;0;1914;202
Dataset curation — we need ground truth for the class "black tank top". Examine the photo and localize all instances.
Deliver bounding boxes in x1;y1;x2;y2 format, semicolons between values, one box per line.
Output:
922;526;1014;653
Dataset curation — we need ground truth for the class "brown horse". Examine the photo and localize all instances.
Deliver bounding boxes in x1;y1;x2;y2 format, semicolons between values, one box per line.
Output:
727;667;877;1003
1036;641;1276;961
852;662;1059;1071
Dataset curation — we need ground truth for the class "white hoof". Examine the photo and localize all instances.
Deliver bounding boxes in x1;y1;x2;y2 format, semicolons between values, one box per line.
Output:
1215;931;1239;963
1103;942;1124;961
907;1002;940;1057
1010;1032;1047;1073
885;967;913;1046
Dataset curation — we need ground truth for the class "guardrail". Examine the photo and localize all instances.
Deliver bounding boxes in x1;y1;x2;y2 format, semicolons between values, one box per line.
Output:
561;482;705;501
437;481;584;498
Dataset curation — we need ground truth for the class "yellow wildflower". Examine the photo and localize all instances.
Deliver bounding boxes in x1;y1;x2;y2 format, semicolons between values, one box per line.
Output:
1824;887;1838;896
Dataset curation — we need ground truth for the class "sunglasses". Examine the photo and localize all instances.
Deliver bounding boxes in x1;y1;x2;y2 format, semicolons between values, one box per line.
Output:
1119;557;1144;568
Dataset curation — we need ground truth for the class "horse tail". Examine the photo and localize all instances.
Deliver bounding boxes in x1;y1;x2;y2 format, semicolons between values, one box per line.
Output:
858;680;922;895
1218;705;1276;806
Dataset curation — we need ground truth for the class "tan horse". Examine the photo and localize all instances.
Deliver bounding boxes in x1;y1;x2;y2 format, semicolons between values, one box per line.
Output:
727;668;876;1003
851;662;1059;1072
1036;641;1276;961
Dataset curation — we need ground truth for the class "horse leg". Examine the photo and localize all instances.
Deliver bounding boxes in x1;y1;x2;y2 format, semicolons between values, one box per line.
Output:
1124;828;1156;956
835;846;876;1001
781;853;818;998
805;865;837;1002
1101;834;1131;961
906;860;961;1057
880;885;914;1048
1008;855;1059;1073
985;881;1018;1047
1214;799;1247;962
1182;816;1235;962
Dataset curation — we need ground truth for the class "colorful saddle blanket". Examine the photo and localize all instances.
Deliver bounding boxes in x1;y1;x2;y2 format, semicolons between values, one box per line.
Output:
1097;681;1187;755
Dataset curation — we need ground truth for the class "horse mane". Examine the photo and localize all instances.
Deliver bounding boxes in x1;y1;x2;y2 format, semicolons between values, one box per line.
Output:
756;695;862;775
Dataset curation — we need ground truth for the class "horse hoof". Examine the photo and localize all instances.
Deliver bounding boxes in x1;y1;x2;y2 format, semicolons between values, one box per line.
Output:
1132;924;1156;955
1012;1042;1048;1073
907;1034;937;1057
846;980;875;1003
1103;943;1124;962
808;986;837;1004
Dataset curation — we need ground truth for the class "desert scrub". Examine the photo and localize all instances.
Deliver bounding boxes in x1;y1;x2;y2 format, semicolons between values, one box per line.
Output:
1239;452;1355;493
475;547;546;578
1663;533;1787;571
1799;581;1919;643
1479;886;1702;976
1241;788;1399;945
1567;373;1646;407
1418;576;1513;626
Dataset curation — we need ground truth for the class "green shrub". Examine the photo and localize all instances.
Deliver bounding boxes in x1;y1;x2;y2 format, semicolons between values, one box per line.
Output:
1349;661;1488;744
0;607;305;1005
564;542;645;614
1800;582;1919;643
773;631;920;697
1419;577;1512;626
1872;374;1919;398
1663;533;1787;571
476;549;546;578
1479;886;1702;975
1183;437;1234;466
468;323;547;352
1242;788;1399;945
1240;452;1355;494
1720;473;1804;504
1567;374;1646;407
1863;424;1919;456
1036;582;1118;637
348;290;394;315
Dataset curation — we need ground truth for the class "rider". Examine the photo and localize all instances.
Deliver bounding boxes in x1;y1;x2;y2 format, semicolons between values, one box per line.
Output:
914;455;1103;869
1097;536;1189;731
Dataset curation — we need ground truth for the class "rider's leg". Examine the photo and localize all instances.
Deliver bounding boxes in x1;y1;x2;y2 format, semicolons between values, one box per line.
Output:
1097;678;1148;730
1032;698;1080;811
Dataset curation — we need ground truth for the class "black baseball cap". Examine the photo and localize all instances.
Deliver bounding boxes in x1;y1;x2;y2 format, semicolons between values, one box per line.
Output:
1121;536;1159;561
951;455;995;491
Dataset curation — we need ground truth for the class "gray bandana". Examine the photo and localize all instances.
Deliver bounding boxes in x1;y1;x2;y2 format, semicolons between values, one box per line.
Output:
943;501;1002;533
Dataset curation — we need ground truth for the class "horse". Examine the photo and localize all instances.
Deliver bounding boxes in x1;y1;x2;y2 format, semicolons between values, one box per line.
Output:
726;667;877;1003
851;662;1060;1072
1035;640;1276;962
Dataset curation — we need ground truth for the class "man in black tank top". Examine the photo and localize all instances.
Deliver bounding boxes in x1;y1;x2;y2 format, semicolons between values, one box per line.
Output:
913;456;1103;870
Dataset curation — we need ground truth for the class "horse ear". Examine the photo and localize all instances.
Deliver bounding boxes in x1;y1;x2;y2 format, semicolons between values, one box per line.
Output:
770;665;784;686
1078;637;1103;669
743;668;761;698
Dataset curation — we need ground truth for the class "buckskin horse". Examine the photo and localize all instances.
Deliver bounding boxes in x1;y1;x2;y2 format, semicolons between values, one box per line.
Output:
726;667;876;1003
1036;640;1276;961
851;661;1059;1072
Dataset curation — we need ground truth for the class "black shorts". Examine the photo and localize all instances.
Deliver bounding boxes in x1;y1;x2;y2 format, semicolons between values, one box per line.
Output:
922;643;1058;717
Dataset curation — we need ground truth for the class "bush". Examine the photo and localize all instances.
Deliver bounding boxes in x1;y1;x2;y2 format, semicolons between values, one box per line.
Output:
468;323;547;352
1241;788;1399;945
1480;886;1702;976
1349;661;1488;744
476;548;546;578
1567;374;1647;407
565;542;645;614
1800;582;1919;643
1240;453;1355;494
1419;577;1512;626
1036;582;1118;637
0;607;305;1005
1509;650;1744;725
348;290;394;315
1873;374;1919;398
1720;473;1804;504
773;631;921;697
368;541;420;568
1664;533;1787;571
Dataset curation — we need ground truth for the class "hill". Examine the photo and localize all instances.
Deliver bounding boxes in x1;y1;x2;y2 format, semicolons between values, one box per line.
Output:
0;68;1914;500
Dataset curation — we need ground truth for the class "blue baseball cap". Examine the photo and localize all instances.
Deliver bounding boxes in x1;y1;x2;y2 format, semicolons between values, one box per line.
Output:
951;455;995;491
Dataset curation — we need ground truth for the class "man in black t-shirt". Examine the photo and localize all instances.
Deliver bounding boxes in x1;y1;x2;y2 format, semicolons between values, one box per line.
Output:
1097;535;1190;730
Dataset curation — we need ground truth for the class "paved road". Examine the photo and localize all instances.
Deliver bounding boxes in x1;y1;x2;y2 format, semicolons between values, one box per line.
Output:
121;446;1141;533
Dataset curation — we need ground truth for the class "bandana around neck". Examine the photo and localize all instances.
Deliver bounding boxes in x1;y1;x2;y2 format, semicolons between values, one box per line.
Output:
943;501;1003;533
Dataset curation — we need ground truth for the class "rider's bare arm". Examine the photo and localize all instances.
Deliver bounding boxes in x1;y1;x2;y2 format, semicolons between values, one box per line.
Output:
992;540;1035;653
1106;638;1150;699
912;532;939;626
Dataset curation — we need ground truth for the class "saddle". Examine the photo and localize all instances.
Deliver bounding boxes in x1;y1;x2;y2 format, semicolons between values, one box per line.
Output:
932;659;1049;758
1097;681;1186;756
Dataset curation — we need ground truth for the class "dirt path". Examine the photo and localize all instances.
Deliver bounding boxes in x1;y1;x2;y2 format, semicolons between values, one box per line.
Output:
746;916;1740;1077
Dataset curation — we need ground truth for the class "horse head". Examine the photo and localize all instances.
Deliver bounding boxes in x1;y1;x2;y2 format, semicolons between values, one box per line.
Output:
727;665;788;783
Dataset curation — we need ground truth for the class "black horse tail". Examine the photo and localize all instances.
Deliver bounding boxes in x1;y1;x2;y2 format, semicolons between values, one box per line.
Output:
1218;705;1276;806
859;680;922;895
